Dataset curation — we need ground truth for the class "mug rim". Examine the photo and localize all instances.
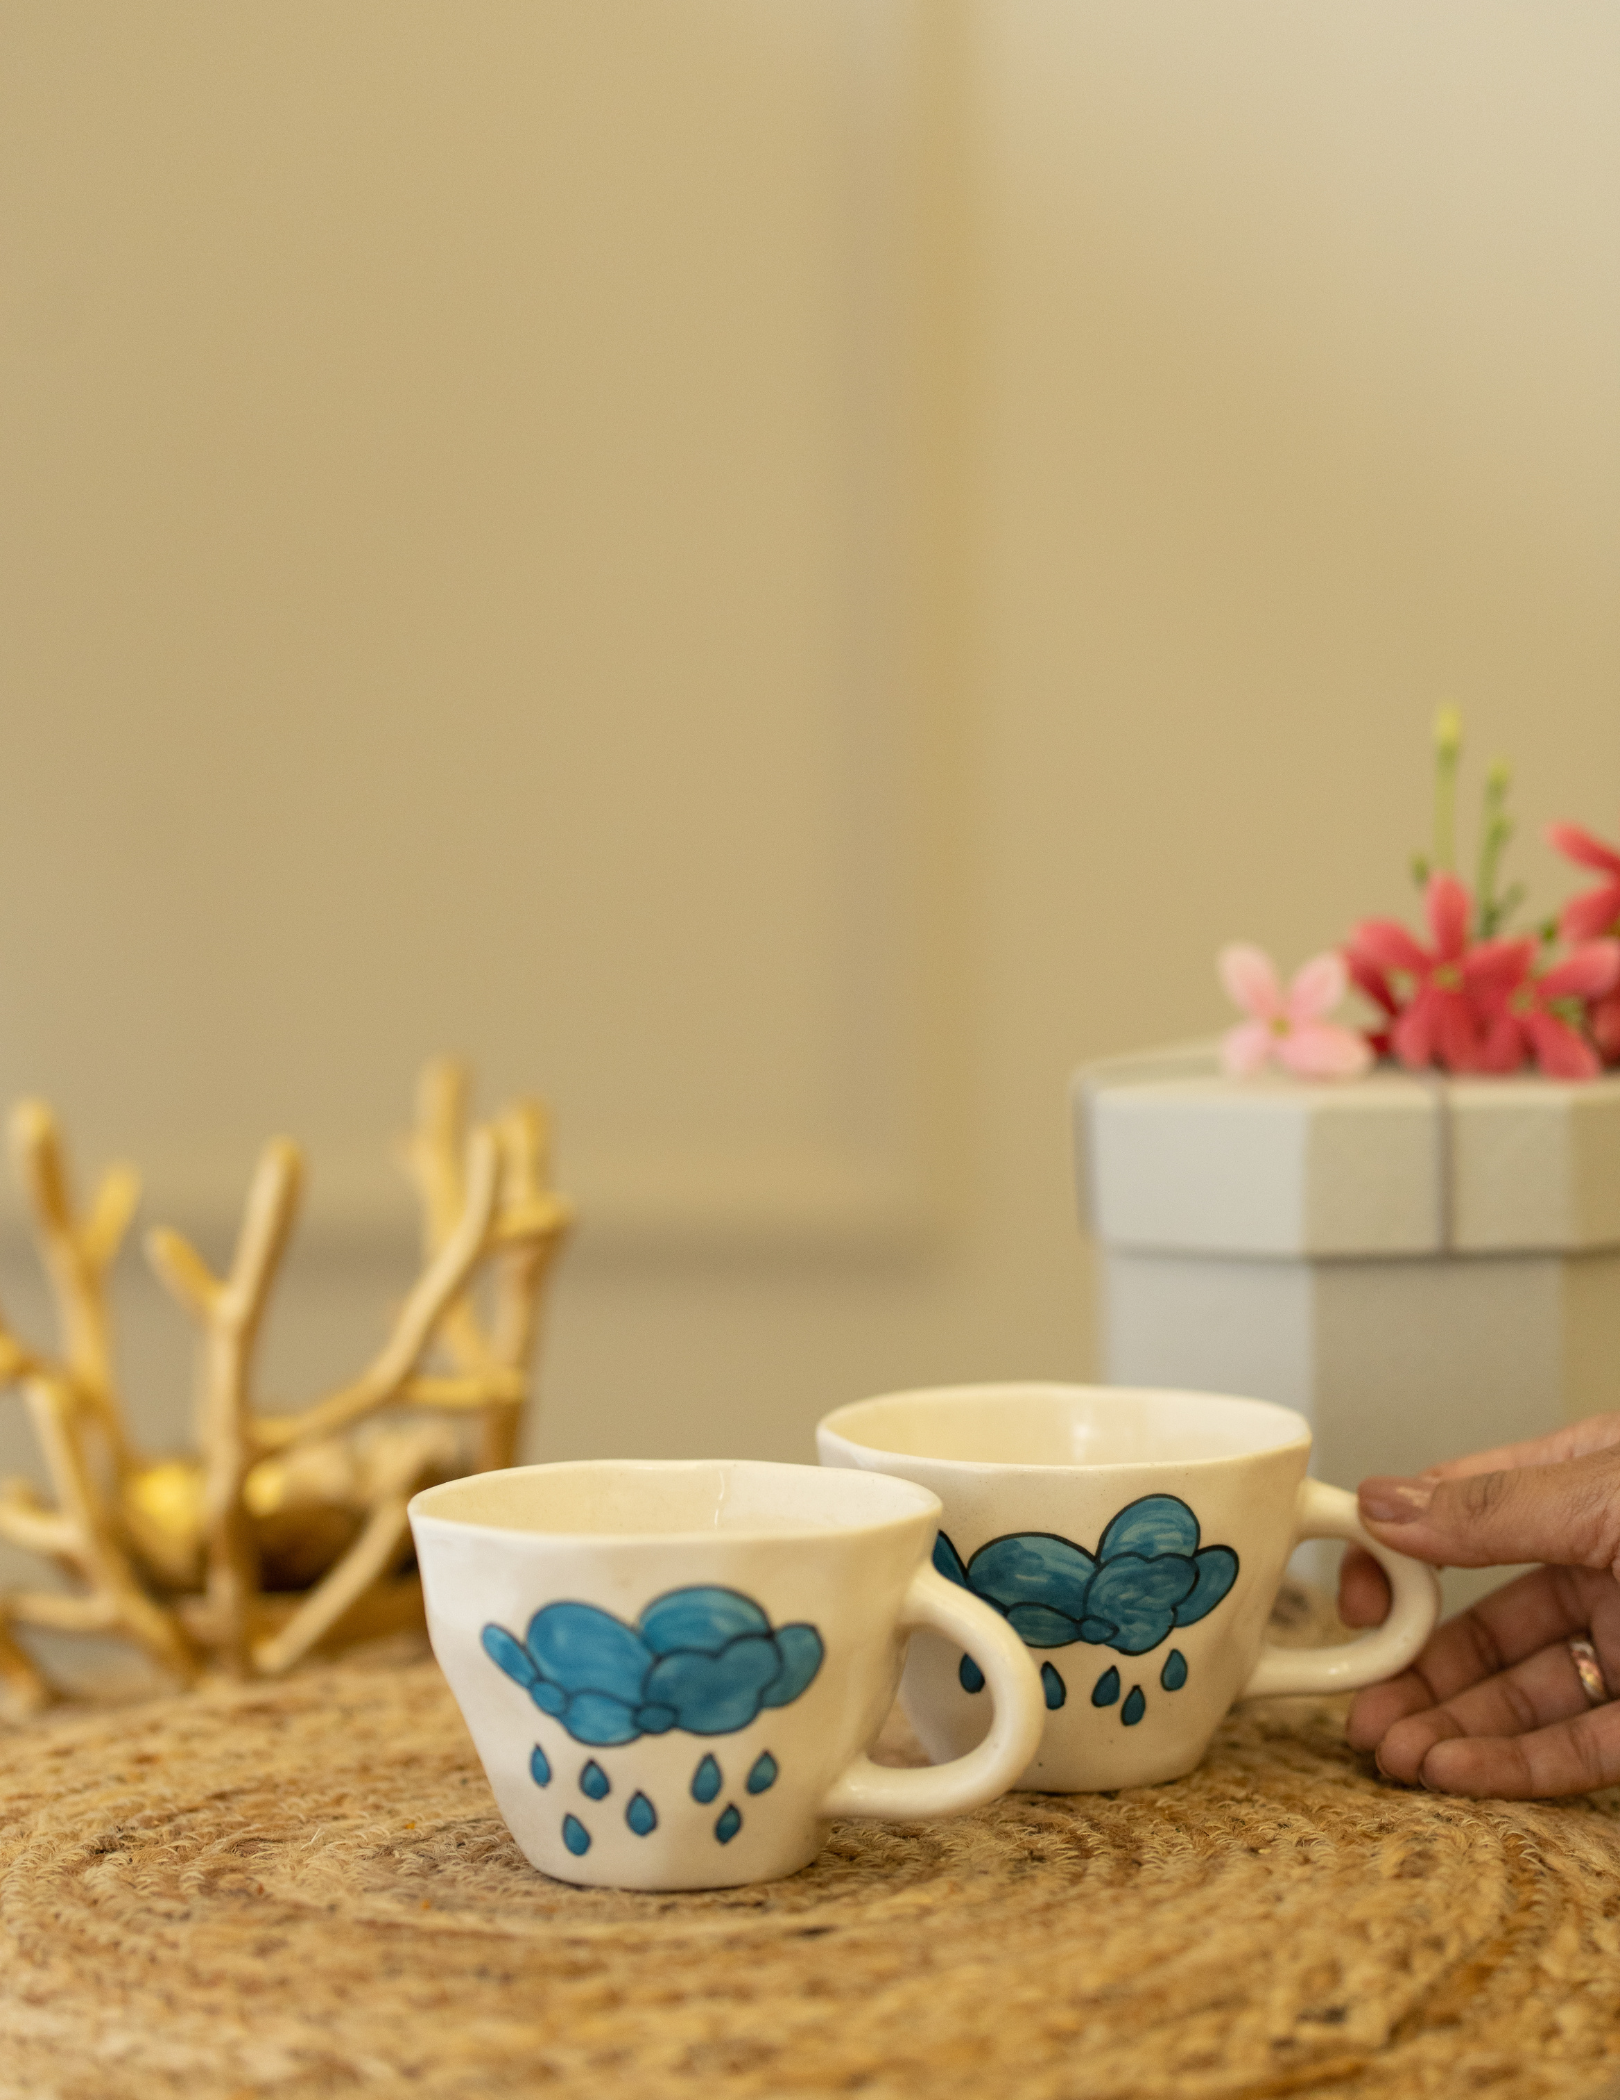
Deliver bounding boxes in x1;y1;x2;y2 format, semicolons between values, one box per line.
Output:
409;1455;942;1545
817;1381;1312;1477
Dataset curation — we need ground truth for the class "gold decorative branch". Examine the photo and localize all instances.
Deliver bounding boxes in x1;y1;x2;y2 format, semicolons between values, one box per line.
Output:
0;1062;571;1715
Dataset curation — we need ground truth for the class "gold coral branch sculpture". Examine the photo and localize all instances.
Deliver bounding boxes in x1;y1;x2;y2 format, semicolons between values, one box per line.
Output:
0;1059;571;1715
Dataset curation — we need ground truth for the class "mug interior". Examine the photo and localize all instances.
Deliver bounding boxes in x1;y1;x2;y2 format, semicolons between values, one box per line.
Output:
410;1457;938;1540
820;1384;1311;1470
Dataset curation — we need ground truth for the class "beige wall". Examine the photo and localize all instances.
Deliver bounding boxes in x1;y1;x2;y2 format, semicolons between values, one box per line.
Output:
0;4;1616;1481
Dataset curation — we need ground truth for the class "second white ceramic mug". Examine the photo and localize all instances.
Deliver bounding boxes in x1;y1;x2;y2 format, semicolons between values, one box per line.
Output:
410;1459;1046;1889
816;1383;1442;1792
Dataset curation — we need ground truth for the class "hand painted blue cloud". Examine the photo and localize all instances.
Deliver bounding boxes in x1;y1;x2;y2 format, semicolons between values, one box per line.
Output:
482;1584;823;1746
933;1494;1238;1659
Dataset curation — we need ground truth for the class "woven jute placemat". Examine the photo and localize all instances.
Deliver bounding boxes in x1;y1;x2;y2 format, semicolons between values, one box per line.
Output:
1;1594;1619;2100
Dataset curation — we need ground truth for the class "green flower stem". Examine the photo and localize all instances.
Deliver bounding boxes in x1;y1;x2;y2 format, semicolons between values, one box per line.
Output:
1475;758;1515;938
1432;704;1462;875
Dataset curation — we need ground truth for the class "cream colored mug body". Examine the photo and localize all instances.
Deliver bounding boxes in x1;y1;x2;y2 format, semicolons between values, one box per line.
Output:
410;1459;1045;1889
816;1385;1441;1793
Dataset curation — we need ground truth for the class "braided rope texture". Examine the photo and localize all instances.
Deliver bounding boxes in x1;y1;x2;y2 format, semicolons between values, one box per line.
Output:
0;1602;1617;2099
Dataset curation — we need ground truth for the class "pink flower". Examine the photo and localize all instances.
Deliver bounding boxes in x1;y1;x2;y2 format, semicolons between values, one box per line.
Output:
1346;872;1533;1072
1476;943;1620;1079
1590;986;1620;1065
1548;823;1620;943
1343;949;1399;1061
1218;945;1372;1079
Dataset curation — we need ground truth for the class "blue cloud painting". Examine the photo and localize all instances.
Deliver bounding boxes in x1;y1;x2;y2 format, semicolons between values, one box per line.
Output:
482;1584;824;1747
933;1495;1238;1659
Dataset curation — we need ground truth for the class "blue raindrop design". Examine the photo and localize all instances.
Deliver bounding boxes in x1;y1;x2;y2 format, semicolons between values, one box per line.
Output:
1161;1648;1188;1691
715;1804;742;1844
1122;1686;1146;1726
562;1813;591;1856
626;1791;658;1836
1040;1661;1067;1710
692;1754;722;1804
1091;1666;1120;1708
530;1743;552;1787
579;1760;610;1800
959;1653;985;1694
746;1752;778;1795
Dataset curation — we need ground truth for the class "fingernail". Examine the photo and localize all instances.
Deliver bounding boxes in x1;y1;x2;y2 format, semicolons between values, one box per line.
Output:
1418;1747;1453;1795
1359;1476;1433;1524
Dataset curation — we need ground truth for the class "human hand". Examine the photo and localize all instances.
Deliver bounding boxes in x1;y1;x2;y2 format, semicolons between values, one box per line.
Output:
1337;1414;1620;1797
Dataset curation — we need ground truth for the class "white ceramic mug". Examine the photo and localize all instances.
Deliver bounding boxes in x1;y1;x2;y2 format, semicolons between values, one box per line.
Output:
409;1458;1046;1890
816;1384;1442;1792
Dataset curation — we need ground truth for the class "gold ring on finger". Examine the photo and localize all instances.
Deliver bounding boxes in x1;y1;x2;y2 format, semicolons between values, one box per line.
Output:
1568;1635;1611;1709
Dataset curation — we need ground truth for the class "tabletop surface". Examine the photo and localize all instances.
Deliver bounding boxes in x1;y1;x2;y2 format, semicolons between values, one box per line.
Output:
1;1594;1617;2100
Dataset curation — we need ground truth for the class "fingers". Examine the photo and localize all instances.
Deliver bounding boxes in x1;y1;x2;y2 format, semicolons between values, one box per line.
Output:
1344;1563;1616;1752
1358;1446;1620;1570
1349;1571;1620;1796
1347;1418;1620;1754
1426;1412;1620;1480
1416;1699;1620;1800
1346;1672;1429;1751
1370;1636;1600;1785
1337;1545;1391;1629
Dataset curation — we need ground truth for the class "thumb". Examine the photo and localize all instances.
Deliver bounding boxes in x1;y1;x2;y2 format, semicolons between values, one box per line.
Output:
1359;1448;1620;1570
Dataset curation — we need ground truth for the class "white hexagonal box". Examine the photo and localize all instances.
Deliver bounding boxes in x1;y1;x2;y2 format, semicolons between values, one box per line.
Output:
1073;1045;1620;1528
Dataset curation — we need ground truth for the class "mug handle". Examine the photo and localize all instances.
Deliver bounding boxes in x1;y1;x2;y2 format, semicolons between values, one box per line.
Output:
1241;1478;1442;1699
820;1564;1045;1820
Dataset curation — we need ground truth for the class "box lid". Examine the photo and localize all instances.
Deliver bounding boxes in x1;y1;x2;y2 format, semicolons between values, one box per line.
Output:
1075;1045;1620;1258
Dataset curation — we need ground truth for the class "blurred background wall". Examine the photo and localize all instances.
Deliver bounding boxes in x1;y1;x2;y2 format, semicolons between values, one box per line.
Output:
0;1;1616;1479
